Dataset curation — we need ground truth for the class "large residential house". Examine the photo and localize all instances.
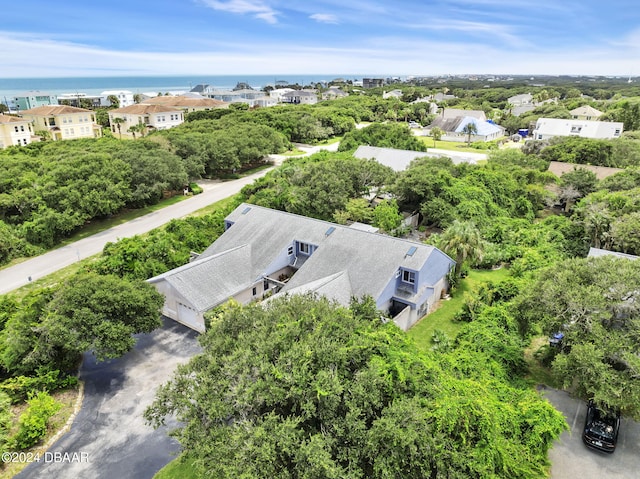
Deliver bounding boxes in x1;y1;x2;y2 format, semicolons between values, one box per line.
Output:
281;90;318;105
353;145;484;171
148;204;455;333
19;105;100;141
533;118;623;140
56;93;103;108
441;108;486;121
427;115;505;143
140;95;229;113
363;78;385;89
12;91;57;112
269;88;295;102
570;105;603;121
101;90;135;108
108;104;184;135
507;93;533;107
321;88;348;100
0;114;34;149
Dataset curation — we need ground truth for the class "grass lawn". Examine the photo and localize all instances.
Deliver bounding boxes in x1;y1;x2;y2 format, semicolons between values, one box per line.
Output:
314;136;342;145
154;454;199;479
281;148;307;156
408;268;510;352
417;137;491;154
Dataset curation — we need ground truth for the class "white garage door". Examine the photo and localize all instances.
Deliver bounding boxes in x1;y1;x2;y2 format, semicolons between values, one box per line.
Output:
177;302;201;331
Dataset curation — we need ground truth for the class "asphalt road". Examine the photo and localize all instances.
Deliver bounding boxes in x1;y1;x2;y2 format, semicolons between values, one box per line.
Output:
543;387;640;479
0;168;273;295
16;317;202;479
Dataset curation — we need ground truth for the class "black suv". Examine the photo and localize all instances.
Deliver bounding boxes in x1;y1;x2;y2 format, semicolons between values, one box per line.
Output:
583;399;621;453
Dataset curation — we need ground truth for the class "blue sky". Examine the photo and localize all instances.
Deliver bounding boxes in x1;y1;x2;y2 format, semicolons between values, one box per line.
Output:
2;0;639;77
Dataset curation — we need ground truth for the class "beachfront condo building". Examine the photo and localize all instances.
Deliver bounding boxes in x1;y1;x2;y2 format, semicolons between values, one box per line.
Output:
0;114;34;149
19;105;101;141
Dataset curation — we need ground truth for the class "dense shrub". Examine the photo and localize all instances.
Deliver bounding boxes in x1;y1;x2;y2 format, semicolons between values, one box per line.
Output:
9;391;61;450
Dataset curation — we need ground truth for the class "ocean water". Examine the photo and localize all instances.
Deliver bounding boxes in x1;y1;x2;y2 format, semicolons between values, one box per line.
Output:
0;74;365;104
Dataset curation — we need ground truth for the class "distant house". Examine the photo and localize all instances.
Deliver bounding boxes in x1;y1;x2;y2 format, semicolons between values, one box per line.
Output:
507;93;533;107
354;145;430;171
383;89;403;99
269;88;295;102
570;105;603;121
190;84;212;95
354;145;485;169
108;104;184;134
13;91;57;111
148;204;455;333
281;90;318;105
101;90;135;108
533;118;623;140
363;78;385;89
441;108;486;121
321;88;348;100
207;89;264;103
56;92;103;108
429;92;456;102
249;96;278;108
427;115;505;143
19;105;101;141
140;95;229;113
547;161;622;180
0;114;34;148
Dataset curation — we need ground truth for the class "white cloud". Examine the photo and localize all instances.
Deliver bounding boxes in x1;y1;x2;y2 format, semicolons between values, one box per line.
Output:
310;13;339;24
200;0;279;23
0;30;638;79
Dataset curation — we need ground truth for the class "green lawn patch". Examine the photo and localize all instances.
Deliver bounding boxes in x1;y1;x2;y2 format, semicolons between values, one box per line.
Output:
57;195;189;247
154;454;199;479
408;268;510;352
418;137;487;154
281;148;307;156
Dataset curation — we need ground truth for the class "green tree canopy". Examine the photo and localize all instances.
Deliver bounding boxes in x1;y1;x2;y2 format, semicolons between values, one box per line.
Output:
145;295;565;479
516;256;640;417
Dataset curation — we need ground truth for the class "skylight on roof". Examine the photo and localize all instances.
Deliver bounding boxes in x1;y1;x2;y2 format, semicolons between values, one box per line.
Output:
241;207;251;215
325;226;336;236
406;246;417;257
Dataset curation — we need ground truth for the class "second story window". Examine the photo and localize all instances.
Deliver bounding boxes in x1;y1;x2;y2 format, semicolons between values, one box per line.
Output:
402;270;415;284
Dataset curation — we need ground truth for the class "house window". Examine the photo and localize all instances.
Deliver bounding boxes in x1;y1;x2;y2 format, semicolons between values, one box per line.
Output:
614;129;621;136
263;280;269;291
287;245;294;256
402;270;415;284
252;287;257;296
570;125;582;134
14;126;18;132
299;242;310;255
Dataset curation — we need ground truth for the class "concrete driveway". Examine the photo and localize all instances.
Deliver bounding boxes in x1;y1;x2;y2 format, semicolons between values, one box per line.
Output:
16;317;201;479
543;387;640;479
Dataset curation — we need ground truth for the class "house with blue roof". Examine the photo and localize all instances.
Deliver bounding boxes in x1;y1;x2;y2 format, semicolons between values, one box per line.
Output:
427;110;505;142
148;204;455;333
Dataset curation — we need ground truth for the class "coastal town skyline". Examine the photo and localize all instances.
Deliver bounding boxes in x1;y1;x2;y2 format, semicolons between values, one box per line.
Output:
3;0;639;78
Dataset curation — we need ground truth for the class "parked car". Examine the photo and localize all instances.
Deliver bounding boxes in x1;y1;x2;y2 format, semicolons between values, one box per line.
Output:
583;399;621;453
549;332;564;348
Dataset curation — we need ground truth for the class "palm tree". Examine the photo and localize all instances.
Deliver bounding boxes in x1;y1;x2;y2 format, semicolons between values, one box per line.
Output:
439;220;484;278
127;124;139;139
112;117;125;139
107;95;120;108
462;122;478;146
430;126;444;147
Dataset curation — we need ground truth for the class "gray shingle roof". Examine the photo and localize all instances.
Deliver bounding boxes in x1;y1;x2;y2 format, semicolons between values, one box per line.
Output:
172;204;454;308
149;244;252;311
353;145;430;171
587;247;639;260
